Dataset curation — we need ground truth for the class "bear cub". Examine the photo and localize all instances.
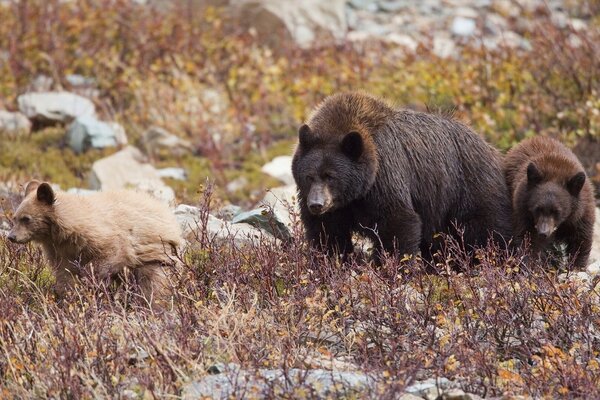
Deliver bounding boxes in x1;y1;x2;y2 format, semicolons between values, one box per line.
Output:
292;92;513;262
8;181;183;304
504;136;595;269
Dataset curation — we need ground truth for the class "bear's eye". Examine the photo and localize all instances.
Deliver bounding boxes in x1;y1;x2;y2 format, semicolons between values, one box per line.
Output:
322;173;333;181
19;216;31;224
306;176;315;183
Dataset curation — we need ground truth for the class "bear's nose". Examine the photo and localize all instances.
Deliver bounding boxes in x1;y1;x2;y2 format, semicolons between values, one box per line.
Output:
7;233;16;243
308;202;324;215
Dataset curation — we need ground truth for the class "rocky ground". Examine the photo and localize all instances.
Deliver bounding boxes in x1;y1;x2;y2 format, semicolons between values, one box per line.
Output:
0;0;600;400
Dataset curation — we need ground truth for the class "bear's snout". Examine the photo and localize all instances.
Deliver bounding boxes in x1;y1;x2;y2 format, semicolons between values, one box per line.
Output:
7;232;17;243
535;216;556;238
307;183;333;215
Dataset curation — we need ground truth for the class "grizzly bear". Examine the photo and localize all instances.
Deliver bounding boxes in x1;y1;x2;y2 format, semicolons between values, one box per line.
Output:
8;181;183;304
504;136;595;269
292;92;513;262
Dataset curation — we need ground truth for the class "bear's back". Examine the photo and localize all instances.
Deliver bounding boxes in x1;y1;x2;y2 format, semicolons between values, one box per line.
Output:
53;190;182;264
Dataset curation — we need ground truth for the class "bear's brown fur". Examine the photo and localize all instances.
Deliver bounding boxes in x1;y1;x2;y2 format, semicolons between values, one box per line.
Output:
8;181;183;304
292;92;513;262
505;136;596;269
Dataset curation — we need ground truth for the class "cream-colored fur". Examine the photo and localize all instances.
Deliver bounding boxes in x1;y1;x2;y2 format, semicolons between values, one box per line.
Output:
9;181;183;304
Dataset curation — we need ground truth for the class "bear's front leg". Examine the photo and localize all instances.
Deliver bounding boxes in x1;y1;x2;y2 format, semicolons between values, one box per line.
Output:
373;208;422;264
565;221;593;270
302;206;354;260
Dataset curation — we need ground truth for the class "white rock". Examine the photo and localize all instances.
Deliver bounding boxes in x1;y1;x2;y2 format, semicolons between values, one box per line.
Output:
0;110;31;136
451;16;476;37
66;116;127;153
386;33;418;52
18;91;95;124
260;185;297;229
157;167;187;181
261;155;294;185
89;146;175;205
433;34;456;58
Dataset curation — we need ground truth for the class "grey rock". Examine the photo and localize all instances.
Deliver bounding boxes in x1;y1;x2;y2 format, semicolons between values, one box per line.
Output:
215;204;243;221
141;126;193;158
182;367;376;399
349;0;378;11
261;155;294;185
397;394;423;400
232;208;291;242
157;167;187;181
175;205;276;247
18;91;95;124
260;185;297;229
378;1;407;12
386;33;418;51
451;16;477;36
66;116;127;153
405;378;453;398
89;146;175;205
0;110;31;136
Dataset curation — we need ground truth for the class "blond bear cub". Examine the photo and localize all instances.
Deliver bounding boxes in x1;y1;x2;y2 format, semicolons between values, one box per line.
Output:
8;180;183;304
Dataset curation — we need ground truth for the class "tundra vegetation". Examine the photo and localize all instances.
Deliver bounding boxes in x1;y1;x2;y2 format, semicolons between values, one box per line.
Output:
0;1;598;398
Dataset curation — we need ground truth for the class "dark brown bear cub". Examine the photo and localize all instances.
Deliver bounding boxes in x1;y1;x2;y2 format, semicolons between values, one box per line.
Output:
292;92;513;262
504;136;595;269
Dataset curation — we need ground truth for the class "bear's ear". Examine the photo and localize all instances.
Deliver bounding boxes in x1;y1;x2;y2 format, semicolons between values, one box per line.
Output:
36;183;55;205
341;131;363;161
567;171;586;197
527;163;543;186
24;180;41;197
298;124;313;148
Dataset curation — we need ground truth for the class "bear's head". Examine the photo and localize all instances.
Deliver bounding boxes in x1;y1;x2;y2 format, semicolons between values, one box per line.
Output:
523;163;586;237
291;124;378;216
8;180;56;244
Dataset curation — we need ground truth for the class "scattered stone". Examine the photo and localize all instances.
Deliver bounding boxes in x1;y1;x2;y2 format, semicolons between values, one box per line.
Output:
65;74;96;87
451;16;477;36
66;116;127;153
89;146;175;205
18;91;95;125
157;167;187;181
397;394;423;400
181;366;376;400
378;1;407;12
261;155;294;185
0;110;31;136
405;377;453;399
386;33;419;51
141;126;193;158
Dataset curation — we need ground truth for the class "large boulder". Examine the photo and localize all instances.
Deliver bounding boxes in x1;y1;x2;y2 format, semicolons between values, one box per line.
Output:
89;146;175;204
260;184;297;229
261;155;294;185
174;204;275;248
66;116;127;153
18;91;95;125
233;0;347;49
0;110;31;137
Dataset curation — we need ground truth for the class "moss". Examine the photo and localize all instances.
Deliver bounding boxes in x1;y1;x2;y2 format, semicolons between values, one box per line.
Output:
0;127;114;190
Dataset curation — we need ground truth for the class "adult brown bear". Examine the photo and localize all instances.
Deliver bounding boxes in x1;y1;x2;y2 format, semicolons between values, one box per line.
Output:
291;92;513;262
504;136;595;269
